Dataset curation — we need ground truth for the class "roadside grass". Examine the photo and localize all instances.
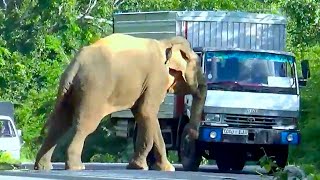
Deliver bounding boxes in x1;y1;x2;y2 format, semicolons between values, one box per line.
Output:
0;151;21;170
258;148;320;180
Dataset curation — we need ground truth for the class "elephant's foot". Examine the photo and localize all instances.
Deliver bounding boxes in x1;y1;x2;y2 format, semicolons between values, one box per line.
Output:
34;159;53;171
126;160;149;170
65;161;85;170
151;160;175;171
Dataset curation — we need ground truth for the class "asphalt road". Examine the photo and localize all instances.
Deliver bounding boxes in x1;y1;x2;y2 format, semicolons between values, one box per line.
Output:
0;163;273;180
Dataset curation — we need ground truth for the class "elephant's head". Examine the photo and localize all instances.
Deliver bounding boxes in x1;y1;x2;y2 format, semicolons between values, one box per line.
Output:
160;36;207;140
159;36;201;96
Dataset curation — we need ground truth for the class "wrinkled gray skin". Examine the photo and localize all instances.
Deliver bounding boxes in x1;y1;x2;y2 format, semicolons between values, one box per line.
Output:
33;33;206;172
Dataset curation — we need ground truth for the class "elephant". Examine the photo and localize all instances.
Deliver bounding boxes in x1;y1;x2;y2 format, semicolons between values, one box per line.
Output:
33;33;206;172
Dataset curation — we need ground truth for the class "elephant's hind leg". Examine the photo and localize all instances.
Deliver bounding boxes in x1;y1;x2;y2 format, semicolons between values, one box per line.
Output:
34;101;74;170
65;97;109;170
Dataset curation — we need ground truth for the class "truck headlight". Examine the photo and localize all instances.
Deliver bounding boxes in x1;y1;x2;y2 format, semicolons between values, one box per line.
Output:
204;114;221;122
287;133;294;142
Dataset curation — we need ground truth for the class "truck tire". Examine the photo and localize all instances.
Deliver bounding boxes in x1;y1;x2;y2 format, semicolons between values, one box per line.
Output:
230;151;246;171
273;145;288;169
267;145;288;173
176;115;189;162
215;154;232;171
179;126;202;171
215;145;246;172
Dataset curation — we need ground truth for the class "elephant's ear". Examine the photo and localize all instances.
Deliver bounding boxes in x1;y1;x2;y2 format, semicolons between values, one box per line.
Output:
165;44;192;82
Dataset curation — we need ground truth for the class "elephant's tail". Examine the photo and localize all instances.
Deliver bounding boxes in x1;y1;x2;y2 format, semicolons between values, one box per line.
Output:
59;63;80;97
58;52;82;98
39;52;82;138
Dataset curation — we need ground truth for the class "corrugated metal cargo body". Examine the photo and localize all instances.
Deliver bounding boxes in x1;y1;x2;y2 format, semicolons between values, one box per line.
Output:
111;10;287;120
113;11;287;50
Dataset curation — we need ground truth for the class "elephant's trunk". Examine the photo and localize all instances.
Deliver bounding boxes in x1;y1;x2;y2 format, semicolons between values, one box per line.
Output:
186;66;207;140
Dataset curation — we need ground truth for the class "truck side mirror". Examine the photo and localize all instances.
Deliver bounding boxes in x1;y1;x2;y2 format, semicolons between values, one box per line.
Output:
301;60;310;79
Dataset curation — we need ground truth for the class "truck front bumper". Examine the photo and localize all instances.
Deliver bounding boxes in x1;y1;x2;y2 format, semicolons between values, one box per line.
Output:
198;126;300;145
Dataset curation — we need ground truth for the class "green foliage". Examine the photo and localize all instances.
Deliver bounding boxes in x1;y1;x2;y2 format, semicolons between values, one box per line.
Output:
300;164;320;179
116;0;273;13
259;154;278;174
0;0;113;160
90;153;118;163
273;0;320;170
287;46;320;170
0;150;21;170
167;151;179;164
0;151;20;164
278;0;320;52
258;148;306;180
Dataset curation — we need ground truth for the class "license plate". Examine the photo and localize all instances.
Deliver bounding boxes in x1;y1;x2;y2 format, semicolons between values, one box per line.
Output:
222;128;248;135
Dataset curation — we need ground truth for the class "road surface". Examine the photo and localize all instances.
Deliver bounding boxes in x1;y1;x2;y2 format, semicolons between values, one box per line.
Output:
0;163;273;180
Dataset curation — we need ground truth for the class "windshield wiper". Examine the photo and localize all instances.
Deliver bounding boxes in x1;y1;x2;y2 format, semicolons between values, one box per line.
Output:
207;81;271;92
207;81;245;90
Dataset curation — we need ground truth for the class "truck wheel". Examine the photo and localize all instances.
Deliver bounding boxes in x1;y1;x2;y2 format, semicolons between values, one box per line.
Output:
177;115;189;162
215;156;232;171
215;146;246;172
230;152;246;171
267;145;288;173
179;126;202;171
274;145;288;169
215;145;232;171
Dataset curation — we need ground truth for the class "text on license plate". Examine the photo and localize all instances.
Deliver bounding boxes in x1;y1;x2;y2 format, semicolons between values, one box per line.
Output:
222;128;248;135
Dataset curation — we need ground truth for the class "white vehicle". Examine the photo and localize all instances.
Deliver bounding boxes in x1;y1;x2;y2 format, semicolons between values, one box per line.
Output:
0;102;23;160
111;10;309;171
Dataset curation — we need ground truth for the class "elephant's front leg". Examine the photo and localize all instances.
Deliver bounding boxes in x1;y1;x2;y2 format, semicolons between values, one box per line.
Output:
126;109;155;170
127;94;174;171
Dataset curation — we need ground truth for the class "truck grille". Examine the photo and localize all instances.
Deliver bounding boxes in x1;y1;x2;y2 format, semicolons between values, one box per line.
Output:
224;114;277;128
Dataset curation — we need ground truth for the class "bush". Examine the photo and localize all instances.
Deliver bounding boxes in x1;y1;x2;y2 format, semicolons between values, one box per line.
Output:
0;151;21;170
288;45;320;169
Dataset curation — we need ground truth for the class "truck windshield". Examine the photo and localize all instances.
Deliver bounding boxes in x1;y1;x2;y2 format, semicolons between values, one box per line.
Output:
204;50;297;94
0;120;15;137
